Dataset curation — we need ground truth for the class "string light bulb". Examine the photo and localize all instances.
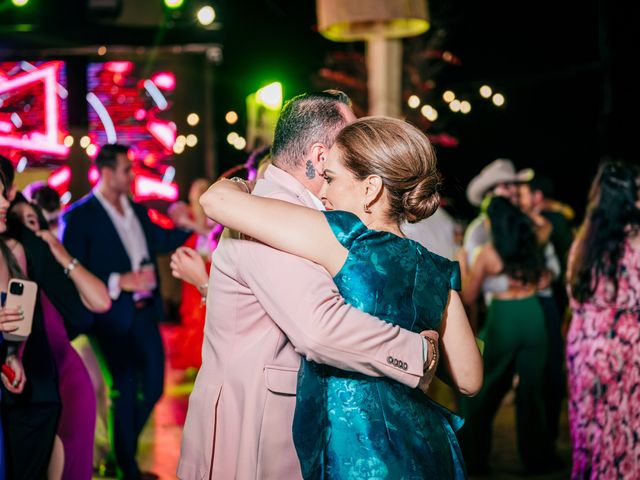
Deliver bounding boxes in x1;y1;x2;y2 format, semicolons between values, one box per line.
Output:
479;85;492;98
492;93;505;107
407;95;420;109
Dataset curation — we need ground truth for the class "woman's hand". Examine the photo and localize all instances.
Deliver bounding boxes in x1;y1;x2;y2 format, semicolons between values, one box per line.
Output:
170;247;209;288
0;307;23;334
35;230;72;267
2;354;26;393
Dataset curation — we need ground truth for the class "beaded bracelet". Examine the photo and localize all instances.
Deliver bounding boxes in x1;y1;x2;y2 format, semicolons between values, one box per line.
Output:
424;336;439;372
64;258;79;277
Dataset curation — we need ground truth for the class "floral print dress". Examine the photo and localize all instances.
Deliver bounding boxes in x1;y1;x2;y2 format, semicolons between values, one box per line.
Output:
567;239;640;479
292;211;466;479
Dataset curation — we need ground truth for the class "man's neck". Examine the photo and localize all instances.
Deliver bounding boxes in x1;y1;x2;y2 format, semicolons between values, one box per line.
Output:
275;163;321;198
96;183;124;212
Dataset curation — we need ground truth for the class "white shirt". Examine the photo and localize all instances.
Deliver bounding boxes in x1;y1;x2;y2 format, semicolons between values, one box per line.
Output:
94;188;150;300
402;208;458;260
306;190;325;211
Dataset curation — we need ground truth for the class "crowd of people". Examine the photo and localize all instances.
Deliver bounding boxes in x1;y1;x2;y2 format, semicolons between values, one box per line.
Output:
0;88;638;480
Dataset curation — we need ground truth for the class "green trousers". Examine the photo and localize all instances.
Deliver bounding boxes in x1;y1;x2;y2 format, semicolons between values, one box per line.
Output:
459;296;555;473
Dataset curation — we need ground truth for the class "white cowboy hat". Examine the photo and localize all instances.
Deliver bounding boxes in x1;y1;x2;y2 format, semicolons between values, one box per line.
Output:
466;159;534;206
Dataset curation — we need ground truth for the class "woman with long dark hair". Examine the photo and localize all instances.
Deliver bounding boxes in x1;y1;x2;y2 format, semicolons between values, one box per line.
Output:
0;156;111;480
459;196;556;474
566;161;640;479
0;174;27;480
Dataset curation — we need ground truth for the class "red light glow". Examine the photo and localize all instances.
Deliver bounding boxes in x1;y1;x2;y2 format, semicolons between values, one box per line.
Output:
88;165;100;185
151;72;176;91
105;61;134;74
147;120;177;152
48;165;72;189
147;209;175;229
134;175;179;202
0;62;69;156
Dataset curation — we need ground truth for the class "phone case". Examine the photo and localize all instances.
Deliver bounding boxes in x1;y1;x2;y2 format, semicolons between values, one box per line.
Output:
3;279;38;341
2;364;16;383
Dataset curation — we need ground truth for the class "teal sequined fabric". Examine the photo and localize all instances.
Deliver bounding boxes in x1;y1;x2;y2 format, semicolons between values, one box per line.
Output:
292;210;467;479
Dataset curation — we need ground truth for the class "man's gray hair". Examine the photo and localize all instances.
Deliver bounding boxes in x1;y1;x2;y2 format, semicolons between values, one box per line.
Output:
271;90;351;169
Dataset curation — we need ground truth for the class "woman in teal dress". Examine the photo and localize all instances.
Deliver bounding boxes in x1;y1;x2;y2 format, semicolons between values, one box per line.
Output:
201;116;483;479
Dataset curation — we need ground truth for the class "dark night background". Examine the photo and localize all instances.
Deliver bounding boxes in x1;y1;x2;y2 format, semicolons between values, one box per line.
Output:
1;0;637;221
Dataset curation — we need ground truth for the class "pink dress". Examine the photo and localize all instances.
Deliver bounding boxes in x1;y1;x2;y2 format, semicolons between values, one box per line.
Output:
567;240;640;479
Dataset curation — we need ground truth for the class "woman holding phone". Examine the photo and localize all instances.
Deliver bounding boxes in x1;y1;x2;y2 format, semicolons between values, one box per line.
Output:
0;172;28;480
0;157;111;479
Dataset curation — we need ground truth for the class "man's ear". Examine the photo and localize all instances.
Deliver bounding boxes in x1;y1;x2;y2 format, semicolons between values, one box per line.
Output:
308;143;329;174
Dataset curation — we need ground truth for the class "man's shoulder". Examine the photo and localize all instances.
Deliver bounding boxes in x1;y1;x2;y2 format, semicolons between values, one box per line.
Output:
64;193;97;220
252;179;304;205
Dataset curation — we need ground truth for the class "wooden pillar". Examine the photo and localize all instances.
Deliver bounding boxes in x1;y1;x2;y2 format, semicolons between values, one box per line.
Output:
366;36;403;117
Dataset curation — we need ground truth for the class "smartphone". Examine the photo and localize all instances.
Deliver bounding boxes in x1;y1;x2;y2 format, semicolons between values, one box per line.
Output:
2;279;38;341
2;363;16;384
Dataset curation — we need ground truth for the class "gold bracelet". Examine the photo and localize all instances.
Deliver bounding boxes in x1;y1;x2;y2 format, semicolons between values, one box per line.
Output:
229;177;251;193
424;336;438;372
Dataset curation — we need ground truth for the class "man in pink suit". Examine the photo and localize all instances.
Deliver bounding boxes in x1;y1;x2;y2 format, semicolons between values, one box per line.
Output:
178;91;438;480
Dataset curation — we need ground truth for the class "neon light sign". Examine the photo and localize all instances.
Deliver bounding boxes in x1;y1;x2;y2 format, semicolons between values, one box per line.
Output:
0;62;69;156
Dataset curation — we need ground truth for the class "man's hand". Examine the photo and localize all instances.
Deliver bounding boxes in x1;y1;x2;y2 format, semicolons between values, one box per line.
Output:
167;201;193;230
537;269;553;291
170;247;209;288
417;330;440;394
119;271;156;292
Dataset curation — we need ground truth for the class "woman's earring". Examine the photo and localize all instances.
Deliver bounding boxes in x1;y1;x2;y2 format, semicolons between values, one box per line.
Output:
363;202;372;214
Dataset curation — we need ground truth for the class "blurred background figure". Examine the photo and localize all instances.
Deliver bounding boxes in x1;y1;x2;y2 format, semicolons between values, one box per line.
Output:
62;144;190;480
31;186;63;238
459;196;558;475
464;159;533;265
566;161;640;479
519;174;572;450
402;198;460;260
164;178;218;374
461;159;533;331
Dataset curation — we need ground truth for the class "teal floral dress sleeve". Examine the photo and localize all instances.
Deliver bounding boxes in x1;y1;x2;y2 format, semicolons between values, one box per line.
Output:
292;210;467;479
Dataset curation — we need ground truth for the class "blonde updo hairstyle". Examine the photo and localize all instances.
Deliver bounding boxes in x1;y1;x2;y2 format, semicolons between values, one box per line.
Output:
334;116;441;224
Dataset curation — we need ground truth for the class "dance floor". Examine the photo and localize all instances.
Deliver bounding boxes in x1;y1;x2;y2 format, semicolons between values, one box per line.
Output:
94;364;572;480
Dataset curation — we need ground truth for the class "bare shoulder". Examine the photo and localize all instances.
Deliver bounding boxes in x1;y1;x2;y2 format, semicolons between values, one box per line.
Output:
479;244;503;275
